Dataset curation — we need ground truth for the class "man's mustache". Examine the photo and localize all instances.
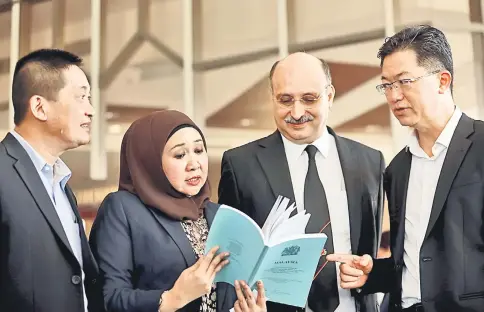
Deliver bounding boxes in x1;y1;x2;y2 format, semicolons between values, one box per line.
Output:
284;115;314;124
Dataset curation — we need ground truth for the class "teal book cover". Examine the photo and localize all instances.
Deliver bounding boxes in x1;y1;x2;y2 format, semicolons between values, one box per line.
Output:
205;198;327;308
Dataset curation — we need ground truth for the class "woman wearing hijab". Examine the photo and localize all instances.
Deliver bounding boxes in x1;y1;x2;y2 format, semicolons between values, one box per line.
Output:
89;110;266;312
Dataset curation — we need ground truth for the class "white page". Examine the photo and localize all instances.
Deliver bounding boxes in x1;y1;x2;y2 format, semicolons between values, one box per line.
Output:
262;196;289;238
268;202;297;237
268;212;310;245
261;196;283;237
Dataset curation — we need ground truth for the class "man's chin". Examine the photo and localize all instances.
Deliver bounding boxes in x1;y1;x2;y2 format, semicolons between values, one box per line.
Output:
283;130;315;144
396;117;415;127
72;137;91;148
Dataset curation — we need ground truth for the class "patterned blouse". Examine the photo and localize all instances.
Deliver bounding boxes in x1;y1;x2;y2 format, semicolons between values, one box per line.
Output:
181;215;217;312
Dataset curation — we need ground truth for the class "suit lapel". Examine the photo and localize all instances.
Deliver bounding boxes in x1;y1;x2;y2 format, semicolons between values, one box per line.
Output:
256;131;295;204
423;114;473;240
330;129;362;253
148;208;197;268
390;149;412;262
65;186;98;275
3;134;75;257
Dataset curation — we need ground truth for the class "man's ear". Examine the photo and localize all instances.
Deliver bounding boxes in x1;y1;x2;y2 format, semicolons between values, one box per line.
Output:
438;71;452;94
327;85;336;109
29;95;48;121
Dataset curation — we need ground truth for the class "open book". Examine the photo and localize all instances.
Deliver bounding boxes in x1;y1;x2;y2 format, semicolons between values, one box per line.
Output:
205;196;327;308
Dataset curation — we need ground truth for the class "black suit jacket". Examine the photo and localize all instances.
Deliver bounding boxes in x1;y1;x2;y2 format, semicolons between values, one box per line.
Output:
218;129;385;312
89;191;236;312
364;114;484;312
0;133;104;312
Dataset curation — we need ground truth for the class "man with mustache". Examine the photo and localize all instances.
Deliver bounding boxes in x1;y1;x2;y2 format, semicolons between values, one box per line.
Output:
218;52;385;312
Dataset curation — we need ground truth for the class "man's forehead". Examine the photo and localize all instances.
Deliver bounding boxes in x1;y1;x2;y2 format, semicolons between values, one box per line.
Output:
68;82;91;92
61;66;90;89
381;50;420;78
272;66;327;92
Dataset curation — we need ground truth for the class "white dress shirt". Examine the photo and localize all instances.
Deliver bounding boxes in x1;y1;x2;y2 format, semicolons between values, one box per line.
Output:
401;107;462;308
281;128;356;312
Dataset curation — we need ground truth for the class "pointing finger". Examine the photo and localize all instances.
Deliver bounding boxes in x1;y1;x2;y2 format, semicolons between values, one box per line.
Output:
340;263;364;277
326;253;360;264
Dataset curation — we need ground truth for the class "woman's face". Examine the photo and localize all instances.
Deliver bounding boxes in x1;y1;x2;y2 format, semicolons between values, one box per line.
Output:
162;127;209;196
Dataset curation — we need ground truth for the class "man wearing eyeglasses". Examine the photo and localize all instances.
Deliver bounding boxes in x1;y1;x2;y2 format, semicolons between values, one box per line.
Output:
328;25;484;312
218;52;385;312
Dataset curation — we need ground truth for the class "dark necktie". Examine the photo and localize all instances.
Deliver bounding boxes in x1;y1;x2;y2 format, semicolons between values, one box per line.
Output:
304;145;339;312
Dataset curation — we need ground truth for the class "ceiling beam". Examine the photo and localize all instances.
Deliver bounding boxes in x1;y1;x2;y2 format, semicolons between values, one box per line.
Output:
0;22;431;76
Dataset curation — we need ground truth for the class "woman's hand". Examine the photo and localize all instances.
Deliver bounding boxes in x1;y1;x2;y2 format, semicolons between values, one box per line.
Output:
168;246;229;308
234;280;267;312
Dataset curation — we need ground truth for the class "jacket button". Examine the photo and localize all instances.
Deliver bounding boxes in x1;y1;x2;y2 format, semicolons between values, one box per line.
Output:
91;278;97;285
71;275;82;285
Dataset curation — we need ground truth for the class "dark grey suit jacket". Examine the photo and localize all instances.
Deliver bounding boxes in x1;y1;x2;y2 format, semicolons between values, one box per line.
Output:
0;133;104;312
218;128;385;312
364;114;484;312
89;191;236;312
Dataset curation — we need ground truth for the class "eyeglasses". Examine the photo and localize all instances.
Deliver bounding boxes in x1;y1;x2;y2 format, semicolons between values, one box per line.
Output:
375;70;441;95
274;85;331;107
275;94;322;107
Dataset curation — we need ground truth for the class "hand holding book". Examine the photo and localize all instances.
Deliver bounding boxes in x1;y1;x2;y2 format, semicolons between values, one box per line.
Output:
205;196;327;307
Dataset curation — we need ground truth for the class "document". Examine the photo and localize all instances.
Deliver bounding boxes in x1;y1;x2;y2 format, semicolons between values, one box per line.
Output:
205;196;327;307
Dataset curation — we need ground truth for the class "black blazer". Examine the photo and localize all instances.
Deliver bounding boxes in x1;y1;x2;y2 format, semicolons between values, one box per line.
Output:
0;133;104;312
364;114;484;312
218;129;385;312
88;190;236;312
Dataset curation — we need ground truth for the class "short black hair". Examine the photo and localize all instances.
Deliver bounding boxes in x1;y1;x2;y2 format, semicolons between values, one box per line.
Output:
269;55;332;91
12;49;83;125
377;25;454;93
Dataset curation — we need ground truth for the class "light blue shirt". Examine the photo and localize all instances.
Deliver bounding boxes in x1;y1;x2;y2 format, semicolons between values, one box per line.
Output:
10;130;88;312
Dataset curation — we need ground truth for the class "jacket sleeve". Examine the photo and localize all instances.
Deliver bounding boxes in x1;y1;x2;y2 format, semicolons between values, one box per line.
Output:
89;194;164;312
362;165;397;295
361;257;397;294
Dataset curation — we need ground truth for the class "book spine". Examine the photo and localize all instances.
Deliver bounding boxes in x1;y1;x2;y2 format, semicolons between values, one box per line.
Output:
248;245;269;288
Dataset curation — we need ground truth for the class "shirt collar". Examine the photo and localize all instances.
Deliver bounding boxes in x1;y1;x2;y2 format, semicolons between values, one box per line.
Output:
407;106;462;158
281;127;331;164
10;130;72;185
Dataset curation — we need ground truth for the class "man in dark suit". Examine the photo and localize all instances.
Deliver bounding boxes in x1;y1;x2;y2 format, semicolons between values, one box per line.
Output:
0;49;103;312
218;52;385;312
330;25;484;312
